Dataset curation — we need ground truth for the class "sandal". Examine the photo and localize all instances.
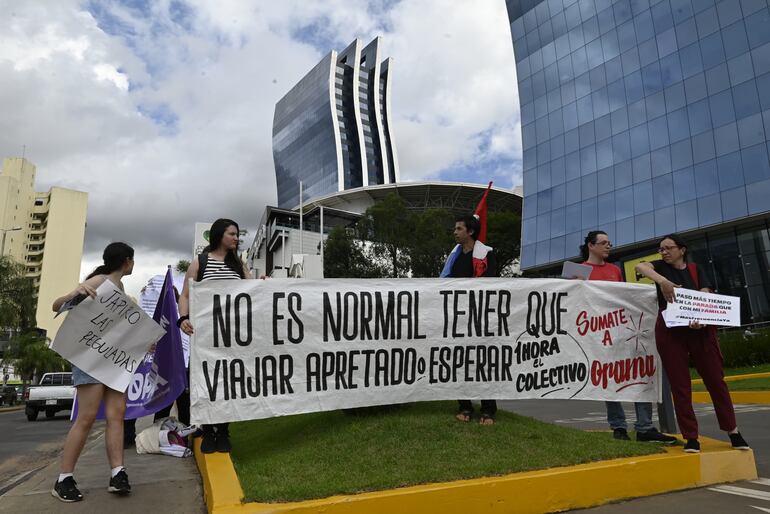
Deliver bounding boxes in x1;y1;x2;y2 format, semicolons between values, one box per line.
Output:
479;413;495;425
455;410;473;422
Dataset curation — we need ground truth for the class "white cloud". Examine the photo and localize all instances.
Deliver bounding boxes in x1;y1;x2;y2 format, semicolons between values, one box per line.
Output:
0;0;521;298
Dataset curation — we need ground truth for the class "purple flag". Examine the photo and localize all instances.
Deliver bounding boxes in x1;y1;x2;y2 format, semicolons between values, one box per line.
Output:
72;268;187;420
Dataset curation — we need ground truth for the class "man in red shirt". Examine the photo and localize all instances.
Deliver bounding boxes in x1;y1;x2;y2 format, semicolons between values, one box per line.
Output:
581;230;676;444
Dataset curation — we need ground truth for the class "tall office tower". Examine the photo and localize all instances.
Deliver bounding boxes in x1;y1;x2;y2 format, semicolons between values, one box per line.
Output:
273;36;399;209
0;157;88;338
507;0;770;322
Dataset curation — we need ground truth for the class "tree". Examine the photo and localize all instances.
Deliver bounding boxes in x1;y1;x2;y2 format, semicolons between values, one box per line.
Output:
0;256;36;331
408;209;454;277
323;226;384;278
1;331;70;387
486;211;522;276
357;193;411;278
175;260;190;274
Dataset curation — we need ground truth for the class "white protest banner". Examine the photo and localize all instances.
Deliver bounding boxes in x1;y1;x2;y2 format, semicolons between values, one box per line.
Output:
667;289;741;327
190;278;662;425
52;281;166;392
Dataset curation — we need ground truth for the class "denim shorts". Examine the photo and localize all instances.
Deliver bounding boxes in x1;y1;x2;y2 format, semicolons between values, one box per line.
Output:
71;365;101;386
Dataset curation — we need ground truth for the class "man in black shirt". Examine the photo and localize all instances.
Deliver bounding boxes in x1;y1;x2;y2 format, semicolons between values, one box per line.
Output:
447;215;498;425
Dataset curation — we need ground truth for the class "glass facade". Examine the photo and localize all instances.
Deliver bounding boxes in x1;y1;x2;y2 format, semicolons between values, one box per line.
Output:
273;54;339;209
507;0;770;273
273;37;399;209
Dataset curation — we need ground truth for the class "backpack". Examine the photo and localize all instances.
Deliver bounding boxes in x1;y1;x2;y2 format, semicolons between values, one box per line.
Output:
195;251;208;282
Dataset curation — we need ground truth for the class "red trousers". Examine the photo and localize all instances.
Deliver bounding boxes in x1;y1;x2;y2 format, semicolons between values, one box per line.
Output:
655;315;737;439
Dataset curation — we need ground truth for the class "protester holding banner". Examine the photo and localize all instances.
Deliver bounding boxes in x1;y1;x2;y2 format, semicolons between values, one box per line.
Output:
51;242;135;502
442;214;498;425
581;231;676;444
635;234;750;453
179;218;251;453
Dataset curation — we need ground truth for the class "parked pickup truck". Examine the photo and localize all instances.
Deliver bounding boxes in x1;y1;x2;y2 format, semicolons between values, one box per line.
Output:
25;372;75;421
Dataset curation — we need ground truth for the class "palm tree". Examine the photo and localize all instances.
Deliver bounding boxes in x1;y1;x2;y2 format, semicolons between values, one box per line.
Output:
0;256;36;331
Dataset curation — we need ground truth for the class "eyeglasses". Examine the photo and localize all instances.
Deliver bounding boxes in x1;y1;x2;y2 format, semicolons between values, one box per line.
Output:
593;241;612;248
658;245;679;253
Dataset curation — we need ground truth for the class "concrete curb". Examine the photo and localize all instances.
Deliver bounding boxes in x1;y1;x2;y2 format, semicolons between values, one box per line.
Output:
193;436;757;514
690;372;770;404
692;391;770;404
0;405;24;413
692;371;770;385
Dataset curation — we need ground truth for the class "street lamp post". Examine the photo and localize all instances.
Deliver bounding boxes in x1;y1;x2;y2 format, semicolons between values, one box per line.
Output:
0;226;22;257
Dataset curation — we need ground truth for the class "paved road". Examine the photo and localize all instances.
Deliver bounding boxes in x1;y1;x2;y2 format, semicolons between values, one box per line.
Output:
501;399;770;513
0;408;102;495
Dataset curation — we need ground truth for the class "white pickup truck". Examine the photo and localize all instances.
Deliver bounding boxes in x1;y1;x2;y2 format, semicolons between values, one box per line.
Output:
25;372;75;421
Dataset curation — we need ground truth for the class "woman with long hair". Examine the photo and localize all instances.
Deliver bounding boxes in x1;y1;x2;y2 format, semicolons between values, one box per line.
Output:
635;234;749;453
178;218;251;453
51;242;135;502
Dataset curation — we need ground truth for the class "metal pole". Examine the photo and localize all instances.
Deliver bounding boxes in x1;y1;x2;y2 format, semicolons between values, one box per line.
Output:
299;181;303;255
320;206;324;259
657;368;677;434
282;230;286;271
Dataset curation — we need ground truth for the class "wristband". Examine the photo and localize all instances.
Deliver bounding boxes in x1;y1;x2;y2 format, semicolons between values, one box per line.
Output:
176;315;189;328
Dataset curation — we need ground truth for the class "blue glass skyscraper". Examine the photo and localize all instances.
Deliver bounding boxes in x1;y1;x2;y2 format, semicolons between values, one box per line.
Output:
273;37;399;209
507;0;770;322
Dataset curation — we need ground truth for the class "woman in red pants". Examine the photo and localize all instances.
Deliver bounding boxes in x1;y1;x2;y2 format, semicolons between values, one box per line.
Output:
635;234;750;453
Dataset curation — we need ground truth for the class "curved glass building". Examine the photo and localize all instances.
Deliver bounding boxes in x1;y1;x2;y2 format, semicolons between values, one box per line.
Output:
273;37;399;209
507;0;770;322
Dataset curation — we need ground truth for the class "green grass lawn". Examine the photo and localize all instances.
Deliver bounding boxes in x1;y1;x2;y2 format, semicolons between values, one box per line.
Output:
693;376;770;392
229;402;664;503
690;363;770;379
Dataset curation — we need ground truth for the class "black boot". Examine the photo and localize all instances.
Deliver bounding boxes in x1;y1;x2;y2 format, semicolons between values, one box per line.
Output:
216;424;232;453
200;426;217;454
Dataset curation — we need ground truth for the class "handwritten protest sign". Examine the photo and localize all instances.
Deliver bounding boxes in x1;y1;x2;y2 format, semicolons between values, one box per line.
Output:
189;278;661;425
52;281;165;392
664;289;741;327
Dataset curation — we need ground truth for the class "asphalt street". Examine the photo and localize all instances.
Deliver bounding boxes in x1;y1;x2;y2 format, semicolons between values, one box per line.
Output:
500;399;770;513
1;399;766;512
0;408;102;496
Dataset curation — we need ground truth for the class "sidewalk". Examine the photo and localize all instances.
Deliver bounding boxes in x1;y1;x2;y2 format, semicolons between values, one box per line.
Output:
0;416;204;514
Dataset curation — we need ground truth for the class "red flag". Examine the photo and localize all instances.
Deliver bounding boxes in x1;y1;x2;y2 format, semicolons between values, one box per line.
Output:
473;181;493;243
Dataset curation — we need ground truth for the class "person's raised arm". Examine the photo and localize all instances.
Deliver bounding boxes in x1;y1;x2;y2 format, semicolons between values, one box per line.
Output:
635;261;680;303
242;262;253;279
52;275;105;312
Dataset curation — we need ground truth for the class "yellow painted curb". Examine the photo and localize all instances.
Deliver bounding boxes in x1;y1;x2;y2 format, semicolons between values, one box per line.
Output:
194;436;756;514
692;390;770;404
692;371;770;385
193;438;245;514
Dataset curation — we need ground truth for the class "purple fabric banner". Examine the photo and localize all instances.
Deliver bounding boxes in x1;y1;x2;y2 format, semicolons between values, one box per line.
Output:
72;269;187;420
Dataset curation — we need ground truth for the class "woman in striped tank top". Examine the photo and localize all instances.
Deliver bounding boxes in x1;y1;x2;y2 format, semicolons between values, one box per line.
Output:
178;218;252;453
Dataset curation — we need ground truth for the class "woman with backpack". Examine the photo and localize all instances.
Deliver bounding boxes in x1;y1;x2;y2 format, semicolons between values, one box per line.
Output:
635;234;749;454
177;218;251;453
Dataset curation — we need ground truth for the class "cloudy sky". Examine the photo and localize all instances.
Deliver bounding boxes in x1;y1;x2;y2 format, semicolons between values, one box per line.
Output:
0;0;521;297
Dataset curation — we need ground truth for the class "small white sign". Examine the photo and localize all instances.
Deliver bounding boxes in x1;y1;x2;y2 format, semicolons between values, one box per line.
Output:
561;261;593;280
664;289;741;327
51;281;165;392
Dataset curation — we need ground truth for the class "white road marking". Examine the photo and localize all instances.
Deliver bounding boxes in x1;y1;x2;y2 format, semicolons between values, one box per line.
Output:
708;485;770;501
751;506;770;513
555;404;770;425
753;479;770;487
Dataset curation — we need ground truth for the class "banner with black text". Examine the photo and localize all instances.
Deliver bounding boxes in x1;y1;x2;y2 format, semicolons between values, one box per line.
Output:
189;278;661;424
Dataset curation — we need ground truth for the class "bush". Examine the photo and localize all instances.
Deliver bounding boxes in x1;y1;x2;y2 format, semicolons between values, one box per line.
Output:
717;328;770;368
